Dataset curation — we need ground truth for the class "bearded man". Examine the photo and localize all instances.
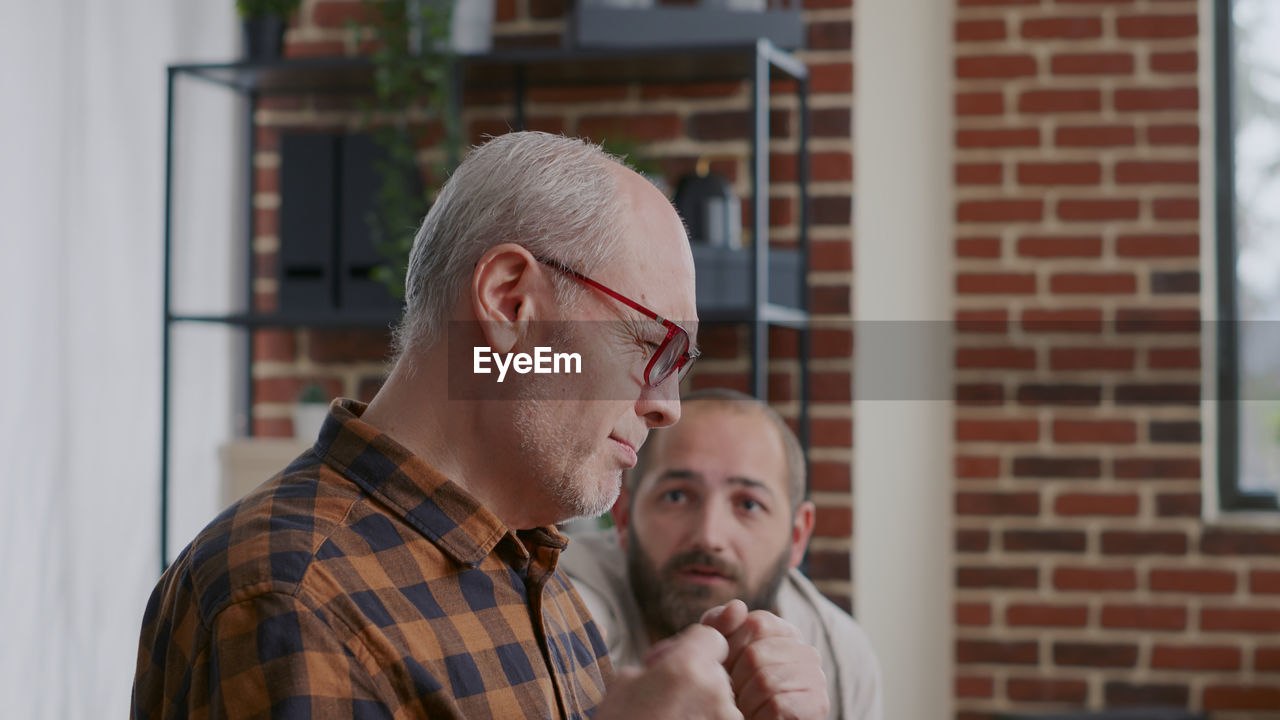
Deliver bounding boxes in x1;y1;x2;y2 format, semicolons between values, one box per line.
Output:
561;388;883;720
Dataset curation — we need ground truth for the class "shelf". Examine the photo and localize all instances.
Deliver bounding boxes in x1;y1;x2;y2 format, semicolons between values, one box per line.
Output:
169;40;808;95
169;311;401;329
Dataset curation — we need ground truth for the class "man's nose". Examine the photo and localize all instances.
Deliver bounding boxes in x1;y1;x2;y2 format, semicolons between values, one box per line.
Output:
689;498;732;554
635;376;681;429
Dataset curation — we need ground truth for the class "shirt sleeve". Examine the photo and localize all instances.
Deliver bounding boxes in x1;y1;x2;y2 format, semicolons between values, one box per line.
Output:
196;592;396;719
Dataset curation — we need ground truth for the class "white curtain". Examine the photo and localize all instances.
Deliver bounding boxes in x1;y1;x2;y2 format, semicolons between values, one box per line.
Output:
0;2;235;716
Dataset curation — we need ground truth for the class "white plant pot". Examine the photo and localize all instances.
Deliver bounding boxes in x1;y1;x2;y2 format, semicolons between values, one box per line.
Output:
292;403;330;442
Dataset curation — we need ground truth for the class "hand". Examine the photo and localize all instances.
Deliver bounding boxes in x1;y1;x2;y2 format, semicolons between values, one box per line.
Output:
595;623;743;720
701;600;830;720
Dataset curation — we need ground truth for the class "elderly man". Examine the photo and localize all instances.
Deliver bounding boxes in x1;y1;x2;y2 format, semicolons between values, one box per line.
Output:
132;132;826;719
561;388;883;720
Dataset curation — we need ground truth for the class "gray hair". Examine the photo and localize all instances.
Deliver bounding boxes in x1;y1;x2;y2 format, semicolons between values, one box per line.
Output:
630;388;808;511
393;132;628;356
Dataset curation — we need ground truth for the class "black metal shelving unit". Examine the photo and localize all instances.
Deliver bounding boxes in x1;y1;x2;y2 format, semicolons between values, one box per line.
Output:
162;40;811;570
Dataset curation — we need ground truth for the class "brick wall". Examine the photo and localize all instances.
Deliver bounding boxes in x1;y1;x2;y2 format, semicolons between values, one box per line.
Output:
954;0;1280;717
249;0;857;605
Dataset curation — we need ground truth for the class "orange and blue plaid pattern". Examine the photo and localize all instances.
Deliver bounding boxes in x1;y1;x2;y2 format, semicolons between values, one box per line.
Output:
131;399;611;718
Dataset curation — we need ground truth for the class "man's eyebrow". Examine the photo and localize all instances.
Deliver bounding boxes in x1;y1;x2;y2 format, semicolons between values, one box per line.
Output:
654;470;777;498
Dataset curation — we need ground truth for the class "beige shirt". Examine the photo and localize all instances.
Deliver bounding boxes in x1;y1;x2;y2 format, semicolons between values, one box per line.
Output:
561;531;883;720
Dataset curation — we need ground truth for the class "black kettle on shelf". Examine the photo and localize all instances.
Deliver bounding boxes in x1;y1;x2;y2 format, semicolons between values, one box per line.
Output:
673;158;742;250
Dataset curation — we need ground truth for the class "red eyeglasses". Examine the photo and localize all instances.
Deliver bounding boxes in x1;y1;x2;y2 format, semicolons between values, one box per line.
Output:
536;255;700;388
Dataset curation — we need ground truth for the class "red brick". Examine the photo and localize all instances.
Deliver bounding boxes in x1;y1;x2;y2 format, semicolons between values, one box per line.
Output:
578;113;682;142
311;0;376;28
813;505;852;537
1115;88;1198;111
1202;608;1280;632
812;108;850;137
957;273;1037;294
957;492;1041;515
1015;382;1098;403
810;417;853;448
1149;124;1199;145
957;455;1001;479
956;236;1002;257
1055;567;1137;591
1253;571;1280;595
1152;645;1241;670
1151;51;1197;73
1204;686;1280;710
957;529;991;553
1113;458;1200;480
1150;421;1201;444
1018;162;1102;185
1007;604;1089;627
1013;456;1101;478
284;40;346;59
812;152;852;182
811;328;853;358
1055;493;1140;516
1050;347;1135;370
1101;604;1188;630
1050;272;1137;294
1005;530;1087;553
807;21;852;50
252;417;294;438
959;0;1036;4
956;675;994;698
1022;309;1102;333
1257;648;1280;672
1116;161;1198;184
1058;199;1139;221
810;62;852;93
1007;678;1088;703
1155;492;1201;517
957;347;1037;369
307;329;392;363
495;0;516;21
956;420;1040;443
957;384;1005;406
809;285;849;314
808;461;849;493
253;329;297;363
641;82;741;100
957;201;1044;223
1117;233;1199;257
1115;384;1200;406
1150;568;1237;594
957;603;994;627
1020;89;1102;114
1117;308;1200;334
1017;235;1102;258
957;55;1037;79
1154;197;1199;219
956;20;1007;42
957;640;1039;665
957;128;1041;148
1054;642;1139;667
1117;14;1197;38
957;92;1005;116
252;377;343;404
1054;420;1137;444
1147;345;1200;367
1022;17;1103;38
1052;53;1135;75
1056;125;1136;147
809;239;852;271
956;309;1008;333
957;163;1003;185
1106;682;1190;708
958;567;1039;589
1201;530;1280;555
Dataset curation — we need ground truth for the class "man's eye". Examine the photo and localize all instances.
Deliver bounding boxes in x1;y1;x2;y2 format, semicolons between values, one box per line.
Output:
739;498;764;513
659;489;687;504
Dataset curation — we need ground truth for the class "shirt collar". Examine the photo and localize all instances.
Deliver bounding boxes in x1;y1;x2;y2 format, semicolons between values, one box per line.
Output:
314;398;567;569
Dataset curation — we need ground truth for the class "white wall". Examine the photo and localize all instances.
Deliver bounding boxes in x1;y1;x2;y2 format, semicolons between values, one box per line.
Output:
0;2;236;715
855;1;955;718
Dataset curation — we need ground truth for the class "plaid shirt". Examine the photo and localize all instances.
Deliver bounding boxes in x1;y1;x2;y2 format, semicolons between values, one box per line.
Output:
132;399;612;718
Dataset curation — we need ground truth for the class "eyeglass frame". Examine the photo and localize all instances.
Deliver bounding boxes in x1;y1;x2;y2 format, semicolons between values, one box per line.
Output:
534;254;700;388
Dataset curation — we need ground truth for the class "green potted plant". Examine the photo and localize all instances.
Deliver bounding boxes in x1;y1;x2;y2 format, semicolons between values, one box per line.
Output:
292;383;331;441
237;0;303;61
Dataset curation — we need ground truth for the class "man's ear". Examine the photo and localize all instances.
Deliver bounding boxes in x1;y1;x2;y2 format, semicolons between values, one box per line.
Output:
611;484;632;548
787;500;816;569
470;243;547;354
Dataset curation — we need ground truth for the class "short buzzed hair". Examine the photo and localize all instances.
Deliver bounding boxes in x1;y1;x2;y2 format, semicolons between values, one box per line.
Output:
629;388;807;511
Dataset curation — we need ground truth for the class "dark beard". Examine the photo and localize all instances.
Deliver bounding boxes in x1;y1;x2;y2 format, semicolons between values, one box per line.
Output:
625;525;791;641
